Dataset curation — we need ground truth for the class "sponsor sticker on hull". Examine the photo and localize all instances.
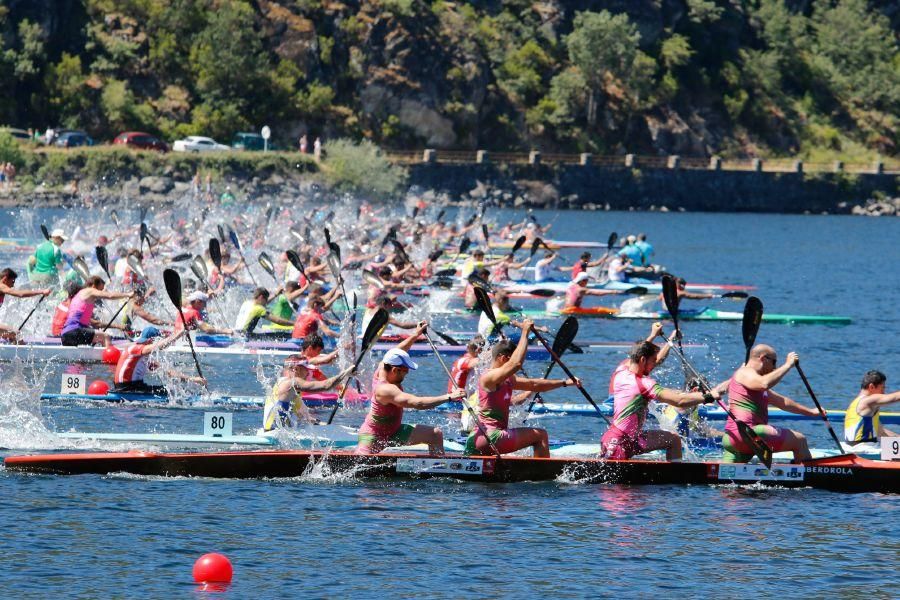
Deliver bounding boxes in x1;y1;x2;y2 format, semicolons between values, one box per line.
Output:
395;458;484;476
717;463;805;482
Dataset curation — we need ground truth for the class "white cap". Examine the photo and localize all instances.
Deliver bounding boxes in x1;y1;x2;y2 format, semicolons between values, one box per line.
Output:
626;235;637;243
50;228;67;241
187;291;209;303
382;348;418;370
574;272;591;283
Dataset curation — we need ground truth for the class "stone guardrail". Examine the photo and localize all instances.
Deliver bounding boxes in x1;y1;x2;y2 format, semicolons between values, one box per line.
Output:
384;150;898;175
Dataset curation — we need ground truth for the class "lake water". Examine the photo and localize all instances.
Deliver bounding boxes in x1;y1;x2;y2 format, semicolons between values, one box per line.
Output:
0;206;898;597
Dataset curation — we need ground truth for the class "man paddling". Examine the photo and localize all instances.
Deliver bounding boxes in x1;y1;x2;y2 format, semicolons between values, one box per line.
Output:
564;272;623;309
844;370;900;444
355;322;467;455
722;345;819;462
113;327;205;395
28;228;67;285
466;321;576;457
173;291;231;336
0;268;51;342
233;287;295;336
601;340;721;460
263;355;351;431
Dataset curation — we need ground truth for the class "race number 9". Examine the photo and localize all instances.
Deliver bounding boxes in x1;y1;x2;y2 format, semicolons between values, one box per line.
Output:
880;437;900;461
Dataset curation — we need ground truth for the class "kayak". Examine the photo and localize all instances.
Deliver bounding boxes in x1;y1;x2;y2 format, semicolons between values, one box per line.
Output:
614;307;852;326
526;401;900;424
489;240;607;250
39;389;369;408
559;306;619;317
6;450;898;493
503;280;755;295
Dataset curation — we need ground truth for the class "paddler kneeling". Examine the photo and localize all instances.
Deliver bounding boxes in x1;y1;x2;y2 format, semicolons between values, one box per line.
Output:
113;326;206;396
602;340;721;460
466;320;577;457
356;322;467;455
263;355;352;431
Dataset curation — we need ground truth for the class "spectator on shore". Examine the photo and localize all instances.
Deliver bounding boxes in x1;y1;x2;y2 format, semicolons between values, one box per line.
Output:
313;137;322;161
299;134;308;154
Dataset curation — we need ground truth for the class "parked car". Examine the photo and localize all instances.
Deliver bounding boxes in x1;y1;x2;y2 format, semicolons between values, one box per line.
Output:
54;130;94;148
113;131;169;152
172;136;230;153
232;132;275;151
0;127;30;141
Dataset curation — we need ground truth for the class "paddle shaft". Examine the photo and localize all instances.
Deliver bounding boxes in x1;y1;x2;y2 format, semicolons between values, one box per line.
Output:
795;364;845;453
325;348;370;425
422;331;501;458
176;308;207;384
522;359;558;424
101;295;135;332
529;329;611;425
16;294;46;332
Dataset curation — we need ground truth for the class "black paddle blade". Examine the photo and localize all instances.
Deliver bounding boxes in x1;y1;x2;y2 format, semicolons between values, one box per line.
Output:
606;231;618;250
661;274;680;320
324;227;332;246
530;289;555;298
73;258;91;282
624;286;649;295
162;268;183;308
95;246;109;278
209;238;222;269
553;317;579;356
40;224;50;240
428;249;443;262
467;272;492;292
362;269;385;290
286;249;306;278
389;240;407;264
736;420;773;468
431;277;455;289
510;235;525;254
258;252;275;276
434;330;459;346
481;223;490;242
217;224;226;243
361;308;390;353
473;285;496;325
465;213;478;227
433;268;456;279
170;253;192;263
722;291;749;299
742;296;764;364
140;222;149;242
436;209;446;223
530;238;542;257
459;237;471;255
411;206;419;218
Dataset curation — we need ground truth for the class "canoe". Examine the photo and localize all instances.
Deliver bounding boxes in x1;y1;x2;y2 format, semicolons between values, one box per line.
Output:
5;450;898;493
503;280;755;295
527;401;900;424
489;240;607;250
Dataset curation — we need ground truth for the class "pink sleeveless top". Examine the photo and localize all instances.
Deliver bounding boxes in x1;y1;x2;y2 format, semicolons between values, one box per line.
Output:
476;376;514;431
725;377;769;438
565;283;582;307
358;371;404;439
61;292;95;334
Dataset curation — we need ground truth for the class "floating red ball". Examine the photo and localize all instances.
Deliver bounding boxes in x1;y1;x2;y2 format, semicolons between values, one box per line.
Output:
87;380;109;396
193;553;233;584
101;345;121;365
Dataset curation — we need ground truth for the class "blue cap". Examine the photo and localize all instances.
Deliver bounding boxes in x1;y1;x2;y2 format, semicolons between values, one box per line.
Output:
137;326;162;342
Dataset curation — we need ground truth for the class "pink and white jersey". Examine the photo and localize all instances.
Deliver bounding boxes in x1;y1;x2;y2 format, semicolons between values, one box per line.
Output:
610;368;663;438
114;343;148;384
358;371;404;440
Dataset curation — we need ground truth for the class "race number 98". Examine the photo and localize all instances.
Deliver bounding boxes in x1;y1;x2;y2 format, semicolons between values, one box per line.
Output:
61;373;86;394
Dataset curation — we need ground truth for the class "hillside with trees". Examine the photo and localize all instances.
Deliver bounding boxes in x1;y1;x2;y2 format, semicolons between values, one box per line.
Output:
1;0;898;161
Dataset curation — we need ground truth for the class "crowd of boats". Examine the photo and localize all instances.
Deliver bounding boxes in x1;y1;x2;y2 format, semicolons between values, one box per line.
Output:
0;200;895;494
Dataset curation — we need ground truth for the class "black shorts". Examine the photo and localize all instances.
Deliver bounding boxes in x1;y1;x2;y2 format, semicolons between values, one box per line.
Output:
113;381;169;397
61;327;95;346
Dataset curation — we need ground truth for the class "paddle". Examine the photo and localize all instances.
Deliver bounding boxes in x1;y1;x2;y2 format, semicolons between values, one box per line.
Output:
523;317;578;423
436;208;446;224
742;296;763;365
209;238;222;271
481;223;490;244
290;228;304;244
467;272;493;293
191;255;227;319
662;284;773;468
530;238;542;258
217;224;226;244
258;252;279;284
140;222;154;258
227;227;257;285
286;249;309;282
433;268;457;279
101;293;135;332
169;253;192;263
509;235;526;255
795;363;845;453
390;239;410;265
450;236;471;263
72;257;91;282
162;268;208;392
422;328;502;458
95;246;110;279
110;210;121;233
326;307;389;425
325;251;349;313
40;224;50;241
126;254;147;280
721;291;749;299
17;295;47;332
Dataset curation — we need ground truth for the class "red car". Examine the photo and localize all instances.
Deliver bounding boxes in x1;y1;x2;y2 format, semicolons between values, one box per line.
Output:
113;131;169;152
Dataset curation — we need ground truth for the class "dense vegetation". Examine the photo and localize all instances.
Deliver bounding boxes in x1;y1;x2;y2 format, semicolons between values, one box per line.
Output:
1;0;898;161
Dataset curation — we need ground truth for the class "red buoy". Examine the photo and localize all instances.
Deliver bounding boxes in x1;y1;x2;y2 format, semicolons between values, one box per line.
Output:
193;553;233;584
101;345;121;365
87;380;110;396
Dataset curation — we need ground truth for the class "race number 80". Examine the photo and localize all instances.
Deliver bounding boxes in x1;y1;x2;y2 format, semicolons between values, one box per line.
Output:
203;412;233;437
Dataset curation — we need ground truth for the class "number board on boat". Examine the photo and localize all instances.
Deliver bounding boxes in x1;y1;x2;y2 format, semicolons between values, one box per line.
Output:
203;412;233;438
716;463;805;482
395;458;486;476
881;437;900;461
61;373;86;394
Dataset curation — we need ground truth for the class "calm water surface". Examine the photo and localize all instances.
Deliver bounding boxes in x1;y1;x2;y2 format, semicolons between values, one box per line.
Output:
0;207;898;597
